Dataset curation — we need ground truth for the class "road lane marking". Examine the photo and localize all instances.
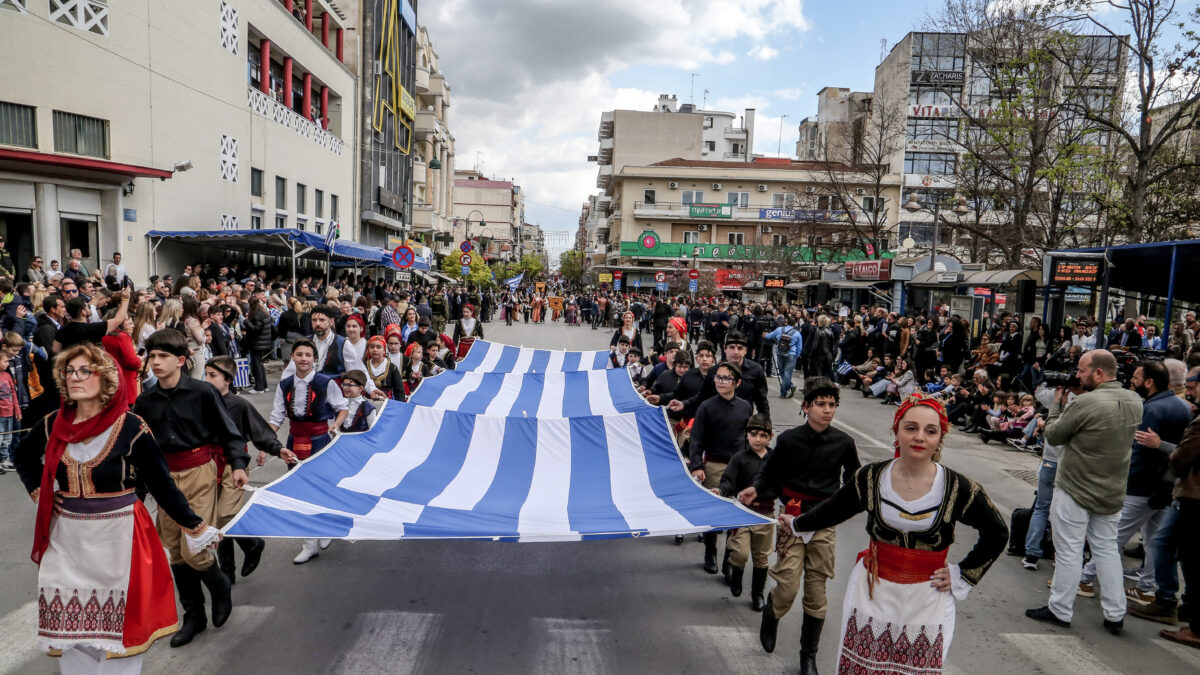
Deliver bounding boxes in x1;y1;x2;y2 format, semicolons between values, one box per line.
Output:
1000;632;1122;675
533;618;612;675
144;604;274;671
1152;637;1200;670
683;624;774;675
334;611;442;675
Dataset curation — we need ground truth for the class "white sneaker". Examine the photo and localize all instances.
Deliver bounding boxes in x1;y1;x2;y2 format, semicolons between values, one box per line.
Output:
293;539;320;564
0;460;14;471
318;538;332;550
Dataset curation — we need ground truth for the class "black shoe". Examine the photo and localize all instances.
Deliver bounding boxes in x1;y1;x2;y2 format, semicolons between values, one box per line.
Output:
759;592;779;652
674;534;684;545
1022;555;1039;570
703;532;718;574
169;564;207;647
750;567;768;612
216;539;236;586
729;565;745;597
1025;606;1070;628
962;424;979;434
721;549;732;583
799;612;825;675
239;537;266;577
1104;617;1124;635
198;563;233;628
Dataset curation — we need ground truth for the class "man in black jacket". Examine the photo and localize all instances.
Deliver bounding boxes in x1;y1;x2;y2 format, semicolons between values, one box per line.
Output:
35;295;65;352
739;377;860;671
668;332;770;417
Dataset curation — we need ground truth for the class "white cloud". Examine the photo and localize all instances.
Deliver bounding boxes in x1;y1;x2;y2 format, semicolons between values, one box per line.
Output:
421;0;812;234
749;44;780;61
774;87;805;100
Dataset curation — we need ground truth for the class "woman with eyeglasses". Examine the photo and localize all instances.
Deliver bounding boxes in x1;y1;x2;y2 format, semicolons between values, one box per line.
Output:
14;343;220;672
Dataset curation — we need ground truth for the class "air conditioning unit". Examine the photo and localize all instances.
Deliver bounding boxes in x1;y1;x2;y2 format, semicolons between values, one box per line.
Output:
757;184;768;192
856;188;866;195
668;182;679;189
712;182;722;190
805;186;816;193
760;225;772;233
697;224;709;231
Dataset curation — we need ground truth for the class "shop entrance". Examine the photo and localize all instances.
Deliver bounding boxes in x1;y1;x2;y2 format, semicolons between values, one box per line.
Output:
0;211;34;279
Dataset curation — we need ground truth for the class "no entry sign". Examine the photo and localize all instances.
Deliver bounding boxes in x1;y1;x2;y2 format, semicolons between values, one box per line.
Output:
688;269;700;280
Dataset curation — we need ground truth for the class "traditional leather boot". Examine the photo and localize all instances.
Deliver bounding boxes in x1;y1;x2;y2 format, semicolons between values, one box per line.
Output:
703;532;718;574
721;548;733;584
169;565;207;648
750;567;768;612
799;612;825;675
728;565;745;597
238;537;266;577
759;592;779;653
217;538;236;586
197;562;233;628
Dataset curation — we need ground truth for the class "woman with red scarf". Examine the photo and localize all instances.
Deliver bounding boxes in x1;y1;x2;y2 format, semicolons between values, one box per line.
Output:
780;394;1008;675
14;343;218;672
452;304;484;361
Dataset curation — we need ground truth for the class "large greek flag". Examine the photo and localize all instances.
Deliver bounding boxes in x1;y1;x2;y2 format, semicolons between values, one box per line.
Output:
223;342;771;541
455;340;610;373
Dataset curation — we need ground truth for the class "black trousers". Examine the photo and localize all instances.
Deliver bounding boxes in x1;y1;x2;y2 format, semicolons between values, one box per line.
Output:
249;348;268;392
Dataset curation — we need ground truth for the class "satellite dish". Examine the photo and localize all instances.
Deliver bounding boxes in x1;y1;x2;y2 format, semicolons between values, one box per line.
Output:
902;237;915;249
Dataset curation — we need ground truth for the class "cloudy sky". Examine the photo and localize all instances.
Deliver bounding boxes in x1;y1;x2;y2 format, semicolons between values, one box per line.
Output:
421;0;947;259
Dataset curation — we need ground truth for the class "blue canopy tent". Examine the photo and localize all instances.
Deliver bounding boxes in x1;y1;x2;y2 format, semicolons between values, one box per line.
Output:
1043;238;1200;327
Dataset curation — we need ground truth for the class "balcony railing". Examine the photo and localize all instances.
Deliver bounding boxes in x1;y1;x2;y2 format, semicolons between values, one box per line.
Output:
724;126;748;136
723;151;747;159
246;86;344;155
632;201;856;223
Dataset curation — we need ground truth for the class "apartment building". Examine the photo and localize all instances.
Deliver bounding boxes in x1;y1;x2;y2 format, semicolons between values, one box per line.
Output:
0;0;358;279
410;24;456;260
795;87;874;161
452;170;524;262
601;157;901;292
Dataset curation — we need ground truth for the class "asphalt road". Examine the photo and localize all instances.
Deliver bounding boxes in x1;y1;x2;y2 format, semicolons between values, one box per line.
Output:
0;318;1196;674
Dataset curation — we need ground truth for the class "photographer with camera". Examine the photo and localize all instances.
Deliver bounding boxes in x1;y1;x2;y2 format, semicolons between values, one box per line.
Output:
1026;349;1144;634
1019;374;1084;570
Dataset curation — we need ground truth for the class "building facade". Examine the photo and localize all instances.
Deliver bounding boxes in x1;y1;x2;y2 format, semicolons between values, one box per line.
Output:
410;23;455;261
0;0;358;279
451;170;523;262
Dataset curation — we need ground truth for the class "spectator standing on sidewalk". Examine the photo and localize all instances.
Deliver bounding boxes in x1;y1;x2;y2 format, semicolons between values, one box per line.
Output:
1026;349;1143;635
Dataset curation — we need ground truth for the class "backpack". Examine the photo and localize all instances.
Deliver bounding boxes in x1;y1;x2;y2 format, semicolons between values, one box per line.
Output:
777;327;794;355
1008;498;1055;558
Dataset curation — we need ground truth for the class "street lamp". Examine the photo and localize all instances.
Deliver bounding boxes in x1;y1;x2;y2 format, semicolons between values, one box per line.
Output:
903;191;968;272
460;209;486;241
413;138;442;169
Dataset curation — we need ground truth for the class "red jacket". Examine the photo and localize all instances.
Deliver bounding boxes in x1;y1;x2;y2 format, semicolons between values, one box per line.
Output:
102;332;142;409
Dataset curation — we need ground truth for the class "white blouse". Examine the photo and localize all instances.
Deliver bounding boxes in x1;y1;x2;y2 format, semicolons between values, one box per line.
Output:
880;461;970;601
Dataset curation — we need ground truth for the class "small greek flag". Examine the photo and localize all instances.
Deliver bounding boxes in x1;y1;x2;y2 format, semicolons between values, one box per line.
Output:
504;272;524;291
324;222;340;250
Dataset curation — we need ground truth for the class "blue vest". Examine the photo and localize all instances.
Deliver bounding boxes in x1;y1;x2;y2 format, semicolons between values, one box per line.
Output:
279;373;337;423
318;335;347;377
343;402;372;432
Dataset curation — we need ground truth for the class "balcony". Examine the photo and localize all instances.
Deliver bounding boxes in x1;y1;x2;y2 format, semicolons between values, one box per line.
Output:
598;111;614;140
724;151;747;160
412;161;427;185
245;86;344;155
414;66;430;93
596;164;613;189
617;240;880;263
724;126;748;137
429;72;448;100
415;110;445;139
411;204;435;232
597;137;614;165
632;201;854;224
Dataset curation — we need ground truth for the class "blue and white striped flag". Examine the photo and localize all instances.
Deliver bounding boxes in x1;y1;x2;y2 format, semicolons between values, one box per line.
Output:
455;340;610;373
504;272;524;291
407;370;651;418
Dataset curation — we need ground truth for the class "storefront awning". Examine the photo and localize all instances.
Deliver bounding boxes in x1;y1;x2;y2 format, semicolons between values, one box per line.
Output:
0;147;173;182
960;269;1039;286
832;280;885;289
785;281;821;290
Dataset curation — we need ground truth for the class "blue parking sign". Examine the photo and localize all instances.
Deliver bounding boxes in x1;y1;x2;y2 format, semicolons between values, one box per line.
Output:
614;279;622;290
461;265;471;275
688;279;698;292
655;282;669;292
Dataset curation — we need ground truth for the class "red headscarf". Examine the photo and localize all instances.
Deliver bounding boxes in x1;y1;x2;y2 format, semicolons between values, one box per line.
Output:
890;392;950;458
404;342;422;358
367;335;386;350
33;357;127;564
344;313;366;334
669;316;687;338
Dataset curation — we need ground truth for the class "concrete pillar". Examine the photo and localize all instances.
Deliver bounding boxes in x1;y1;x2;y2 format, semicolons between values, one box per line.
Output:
259;40;271;95
303;73;313;121
100;187;121;271
33;183;61;264
320;86;329;130
336;28;343;62
305;0;313;31
283;57;293;107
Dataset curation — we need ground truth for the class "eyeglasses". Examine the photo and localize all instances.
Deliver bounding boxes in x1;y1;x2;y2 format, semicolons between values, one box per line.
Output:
63;289;78;295
61;367;106;381
714;375;736;383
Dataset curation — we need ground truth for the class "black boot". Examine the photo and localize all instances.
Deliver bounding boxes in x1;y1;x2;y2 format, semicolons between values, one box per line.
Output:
759;592;780;653
799;612;825;675
721;548;733;584
238;537;266;577
217;538;236;586
703;532;718;574
169;565;207;647
750;567;768;612
729;565;745;597
197;563;233;628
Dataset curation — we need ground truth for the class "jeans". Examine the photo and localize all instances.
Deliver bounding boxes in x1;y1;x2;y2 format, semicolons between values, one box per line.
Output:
249;348;268;392
0;415;13;462
869;378;890;397
1081;493;1165;593
1049;488;1126;622
1152;500;1182;604
1025;459;1057;558
777;352;796;397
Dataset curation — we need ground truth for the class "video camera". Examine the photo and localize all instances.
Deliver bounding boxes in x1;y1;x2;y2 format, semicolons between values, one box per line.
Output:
1041;351;1078;388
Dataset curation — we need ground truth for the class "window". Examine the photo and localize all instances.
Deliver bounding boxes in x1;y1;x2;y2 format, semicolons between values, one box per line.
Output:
250;168;263;196
732;143;743;155
911;33;965;72
726;192;749;207
903;152;957;175
909;85;961;108
862;195;883;213
771;234;787;247
52;110;108;158
275;176;286;209
275;214;287;228
703;116;713;129
727;232;745;245
315;189;324;218
682;190;705;205
643;189;656;205
682;231;701;244
296;183;306;213
297;219;306;232
906;118;959;142
771;193;797;208
314;222;323;235
0;101;37;149
331;194;339;221
248;49;261;88
902;188;954;209
704;140;716;152
250;214;262;229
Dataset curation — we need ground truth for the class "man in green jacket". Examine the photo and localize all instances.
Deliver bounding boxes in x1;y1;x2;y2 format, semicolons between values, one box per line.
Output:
1026;349;1144;634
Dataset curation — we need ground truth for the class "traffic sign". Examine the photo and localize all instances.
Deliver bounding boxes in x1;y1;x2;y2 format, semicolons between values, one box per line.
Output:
688;279;698;293
392;245;415;268
614;279;622;290
688;269;700;280
396;271;411;282
634;280;641;288
613;270;623;279
655;282;669;292
460;240;473;253
461;265;471;276
654;272;666;282
459;253;472;266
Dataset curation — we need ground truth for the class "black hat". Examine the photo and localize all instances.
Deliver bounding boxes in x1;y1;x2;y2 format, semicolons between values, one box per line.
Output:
724;331;749;347
418;317;431;327
342;369;367;387
746;413;773;434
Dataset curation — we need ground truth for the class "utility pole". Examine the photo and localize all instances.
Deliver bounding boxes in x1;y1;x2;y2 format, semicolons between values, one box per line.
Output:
690;73;700;106
702;89;709;110
777;114;789;156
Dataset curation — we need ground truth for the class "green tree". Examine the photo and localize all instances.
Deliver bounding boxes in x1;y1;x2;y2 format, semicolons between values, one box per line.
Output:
559;249;586;283
440;252;494;287
516;253;545;278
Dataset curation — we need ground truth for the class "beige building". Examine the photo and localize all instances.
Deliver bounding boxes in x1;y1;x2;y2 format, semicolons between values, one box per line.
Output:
452;169;523;262
601;157;901;292
796;87;874;162
411;24;455;259
0;0;359;280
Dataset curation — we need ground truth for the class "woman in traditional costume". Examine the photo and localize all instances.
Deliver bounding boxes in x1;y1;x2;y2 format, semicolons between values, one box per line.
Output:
364;335;404;400
453;304;484;361
15;343;219;673
781;393;1007;674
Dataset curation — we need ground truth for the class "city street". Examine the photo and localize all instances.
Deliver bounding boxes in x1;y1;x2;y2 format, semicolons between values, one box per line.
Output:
0;319;1196;674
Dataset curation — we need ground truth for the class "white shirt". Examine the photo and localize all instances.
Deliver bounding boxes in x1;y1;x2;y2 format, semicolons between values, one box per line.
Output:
878;461;971;601
341;337;376;394
281;331;337;380
105;262;127;284
269;367;349;428
341;396;378;431
1071;333;1095;351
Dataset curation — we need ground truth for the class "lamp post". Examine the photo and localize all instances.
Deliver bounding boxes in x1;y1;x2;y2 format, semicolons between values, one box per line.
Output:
413;138;442;170
903;191;968;273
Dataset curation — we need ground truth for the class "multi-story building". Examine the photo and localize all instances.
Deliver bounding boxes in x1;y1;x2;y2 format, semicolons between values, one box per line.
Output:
452;169;523;262
0;0;358;278
357;0;417;250
601;157;901;293
795;87;874;162
520;222;545;264
410;24;455;261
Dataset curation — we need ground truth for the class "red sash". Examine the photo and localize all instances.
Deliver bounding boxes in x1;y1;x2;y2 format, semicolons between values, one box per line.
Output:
290;421;329;460
456;336;476;361
164;445;221;473
781;487;826;517
856;538;949;598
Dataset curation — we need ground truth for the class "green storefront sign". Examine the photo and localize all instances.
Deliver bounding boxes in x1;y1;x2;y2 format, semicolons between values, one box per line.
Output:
688;203;732;219
623;233;890;263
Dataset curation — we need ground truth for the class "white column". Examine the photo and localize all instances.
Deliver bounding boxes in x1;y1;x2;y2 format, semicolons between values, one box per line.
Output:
33;182;61;263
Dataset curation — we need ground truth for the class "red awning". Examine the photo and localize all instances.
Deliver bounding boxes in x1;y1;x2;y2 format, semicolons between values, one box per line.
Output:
0;148;173;180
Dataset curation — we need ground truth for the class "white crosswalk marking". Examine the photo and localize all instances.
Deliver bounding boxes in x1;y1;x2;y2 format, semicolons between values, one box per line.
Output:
333;611;442;674
533;618;612;675
683;624;774;675
1152;637;1200;670
1001;633;1123;675
0;601;40;674
143;604;274;671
